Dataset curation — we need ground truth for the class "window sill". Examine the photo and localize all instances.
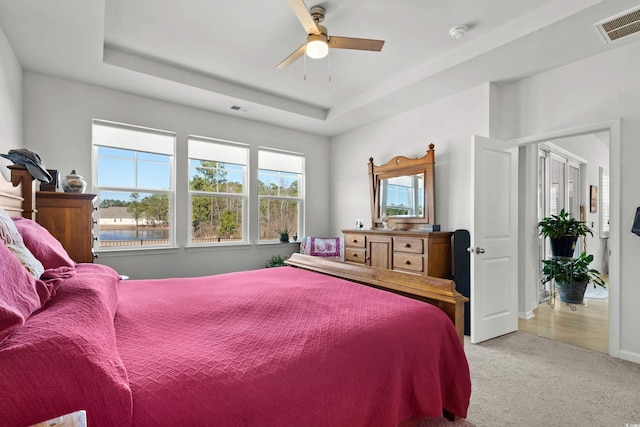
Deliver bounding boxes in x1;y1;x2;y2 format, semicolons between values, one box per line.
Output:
96;246;179;258
257;241;302;246
185;242;252;252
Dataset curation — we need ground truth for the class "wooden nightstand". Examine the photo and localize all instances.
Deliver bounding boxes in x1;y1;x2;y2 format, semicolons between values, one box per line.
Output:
35;191;97;263
30;410;86;427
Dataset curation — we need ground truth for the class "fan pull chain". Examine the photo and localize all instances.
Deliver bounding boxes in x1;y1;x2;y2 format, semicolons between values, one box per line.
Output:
328;50;332;82
303;53;307;81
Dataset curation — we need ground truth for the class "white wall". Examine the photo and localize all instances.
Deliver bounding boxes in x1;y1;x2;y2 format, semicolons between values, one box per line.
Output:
23;71;331;279
329;84;491;235
499;40;640;363
0;25;22;179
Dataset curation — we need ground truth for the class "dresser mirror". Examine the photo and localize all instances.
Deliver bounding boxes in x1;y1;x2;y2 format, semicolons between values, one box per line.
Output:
369;144;436;230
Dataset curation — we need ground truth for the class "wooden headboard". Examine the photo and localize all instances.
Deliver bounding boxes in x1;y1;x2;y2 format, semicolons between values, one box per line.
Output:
1;166;37;220
0;166;33;218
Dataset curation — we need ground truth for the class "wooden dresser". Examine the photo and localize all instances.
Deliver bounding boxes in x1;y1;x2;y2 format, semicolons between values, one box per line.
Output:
342;229;453;279
36;191;97;263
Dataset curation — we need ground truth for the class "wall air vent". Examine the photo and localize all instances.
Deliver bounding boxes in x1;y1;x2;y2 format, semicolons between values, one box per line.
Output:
595;6;640;43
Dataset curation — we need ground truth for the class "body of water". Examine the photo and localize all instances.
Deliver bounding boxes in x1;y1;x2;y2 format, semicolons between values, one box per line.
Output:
100;229;169;241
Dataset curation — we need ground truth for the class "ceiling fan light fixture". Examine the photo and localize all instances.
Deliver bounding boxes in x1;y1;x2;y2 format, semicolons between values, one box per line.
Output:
306;34;329;58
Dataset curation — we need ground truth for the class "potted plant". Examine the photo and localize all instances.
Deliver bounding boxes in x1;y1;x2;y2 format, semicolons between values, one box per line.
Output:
537;209;593;257
277;228;290;243
541;252;606;304
266;255;289;268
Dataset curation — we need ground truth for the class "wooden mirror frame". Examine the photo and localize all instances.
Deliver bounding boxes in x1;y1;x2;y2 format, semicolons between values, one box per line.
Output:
368;144;436;230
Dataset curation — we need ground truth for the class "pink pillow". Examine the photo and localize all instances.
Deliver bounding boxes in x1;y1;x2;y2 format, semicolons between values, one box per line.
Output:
12;217;75;270
0;241;55;343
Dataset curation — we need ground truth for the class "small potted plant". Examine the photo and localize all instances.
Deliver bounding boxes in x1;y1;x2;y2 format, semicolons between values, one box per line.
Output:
537;209;593;257
266;255;289;268
540;252;606;304
277;228;290;243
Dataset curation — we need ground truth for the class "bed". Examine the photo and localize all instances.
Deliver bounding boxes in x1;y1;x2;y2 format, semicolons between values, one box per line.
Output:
0;170;471;426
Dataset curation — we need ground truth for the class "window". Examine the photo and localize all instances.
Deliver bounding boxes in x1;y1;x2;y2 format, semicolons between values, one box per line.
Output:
599;167;610;238
93;120;175;249
538;146;584;302
188;137;248;245
568;161;580;220
550;154;565;216
258;148;304;241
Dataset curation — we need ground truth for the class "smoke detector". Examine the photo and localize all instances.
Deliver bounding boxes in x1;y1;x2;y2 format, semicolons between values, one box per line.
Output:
449;25;467;40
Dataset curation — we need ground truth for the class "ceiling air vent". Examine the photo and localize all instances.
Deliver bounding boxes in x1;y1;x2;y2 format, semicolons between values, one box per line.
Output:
230;105;251;112
595;6;640;43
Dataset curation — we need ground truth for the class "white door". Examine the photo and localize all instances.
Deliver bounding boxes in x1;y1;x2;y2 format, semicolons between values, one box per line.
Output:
470;135;519;344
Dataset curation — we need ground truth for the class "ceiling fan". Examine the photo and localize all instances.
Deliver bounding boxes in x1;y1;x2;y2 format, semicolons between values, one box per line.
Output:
276;0;385;69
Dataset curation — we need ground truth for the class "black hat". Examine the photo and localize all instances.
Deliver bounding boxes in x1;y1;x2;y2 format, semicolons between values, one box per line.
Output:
1;148;53;183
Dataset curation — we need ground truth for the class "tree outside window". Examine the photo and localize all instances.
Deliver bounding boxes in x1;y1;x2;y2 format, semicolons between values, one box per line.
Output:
188;138;248;245
258;149;304;241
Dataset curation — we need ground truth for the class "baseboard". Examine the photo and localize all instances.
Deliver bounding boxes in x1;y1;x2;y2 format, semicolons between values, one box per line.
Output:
619;350;640;364
518;310;534;319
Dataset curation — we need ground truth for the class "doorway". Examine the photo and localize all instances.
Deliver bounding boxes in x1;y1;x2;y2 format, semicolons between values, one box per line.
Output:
520;133;610;353
511;120;620;357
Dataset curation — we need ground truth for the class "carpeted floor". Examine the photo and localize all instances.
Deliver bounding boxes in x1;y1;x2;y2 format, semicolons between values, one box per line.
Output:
462;331;640;426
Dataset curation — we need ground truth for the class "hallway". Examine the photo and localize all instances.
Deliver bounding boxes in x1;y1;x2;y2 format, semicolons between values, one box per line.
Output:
518;294;608;353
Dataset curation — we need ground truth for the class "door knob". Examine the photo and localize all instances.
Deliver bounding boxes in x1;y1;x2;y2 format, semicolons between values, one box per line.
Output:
467;246;485;254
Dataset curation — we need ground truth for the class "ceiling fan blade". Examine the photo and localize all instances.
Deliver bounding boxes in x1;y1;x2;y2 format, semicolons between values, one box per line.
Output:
276;44;306;69
288;0;321;35
328;36;385;52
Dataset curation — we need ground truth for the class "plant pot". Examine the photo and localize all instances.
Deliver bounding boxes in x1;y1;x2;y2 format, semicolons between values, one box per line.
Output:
556;281;588;304
549;236;578;257
279;235;289;243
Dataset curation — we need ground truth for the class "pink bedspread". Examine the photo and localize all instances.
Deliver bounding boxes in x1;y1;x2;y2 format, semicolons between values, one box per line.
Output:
0;264;132;427
115;267;470;426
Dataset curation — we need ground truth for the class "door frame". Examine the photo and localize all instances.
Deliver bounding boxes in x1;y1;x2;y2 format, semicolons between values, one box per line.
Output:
510;119;621;357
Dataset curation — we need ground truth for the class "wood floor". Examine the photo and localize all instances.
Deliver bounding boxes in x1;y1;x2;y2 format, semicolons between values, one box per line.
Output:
518;295;608;353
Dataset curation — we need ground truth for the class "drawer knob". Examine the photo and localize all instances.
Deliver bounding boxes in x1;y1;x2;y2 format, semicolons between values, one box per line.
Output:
403;243;411;248
352;239;358;243
404;260;411;265
353;253;358;257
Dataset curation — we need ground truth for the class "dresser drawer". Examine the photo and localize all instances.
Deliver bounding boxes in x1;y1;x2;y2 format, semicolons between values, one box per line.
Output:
344;233;366;248
345;248;367;264
393;237;423;254
393;253;424;273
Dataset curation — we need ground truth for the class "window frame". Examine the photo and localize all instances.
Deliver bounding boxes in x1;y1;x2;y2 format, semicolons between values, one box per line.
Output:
92;119;176;251
257;147;305;242
187;136;249;247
